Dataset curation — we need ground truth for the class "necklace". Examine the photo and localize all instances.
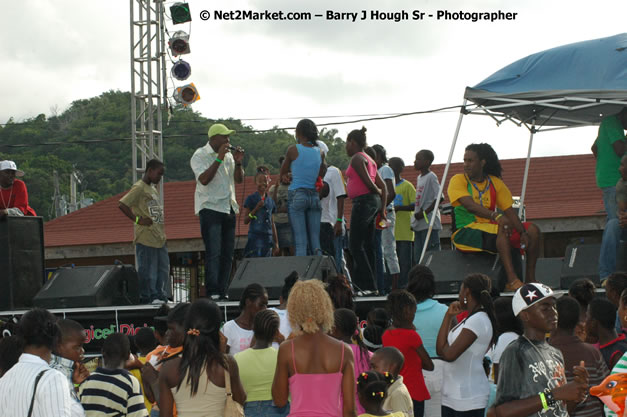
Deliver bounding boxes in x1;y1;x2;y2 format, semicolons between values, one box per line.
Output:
522;334;545;356
0;186;13;209
466;174;491;207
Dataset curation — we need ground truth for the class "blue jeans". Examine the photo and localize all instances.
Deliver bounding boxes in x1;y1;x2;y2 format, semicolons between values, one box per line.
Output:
288;188;321;256
349;193;381;292
244;233;273;258
136;243;169;303
603;186;618;222
199;208;236;297
413;228;441;265
320;223;344;273
600;218;627;278
244;400;290;417
149;408;159;417
374;230;386;294
396;240;413;288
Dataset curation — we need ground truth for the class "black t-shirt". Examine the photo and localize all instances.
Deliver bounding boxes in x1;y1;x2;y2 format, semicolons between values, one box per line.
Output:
495;337;568;417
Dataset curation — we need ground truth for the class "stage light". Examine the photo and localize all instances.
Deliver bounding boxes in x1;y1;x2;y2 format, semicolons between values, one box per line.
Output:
170;2;191;24
174;83;200;106
169;31;190;56
172;60;191;80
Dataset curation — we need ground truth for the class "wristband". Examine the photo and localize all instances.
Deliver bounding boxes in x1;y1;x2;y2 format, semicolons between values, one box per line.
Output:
135;216;140;224
248;213;257;220
545;390;556;407
539;392;548;410
336;218;343;223
74;383;81;389
423;211;429;224
215;158;223;164
495;213;503;221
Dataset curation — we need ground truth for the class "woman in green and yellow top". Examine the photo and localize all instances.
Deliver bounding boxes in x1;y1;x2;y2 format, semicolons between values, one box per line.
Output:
234;309;289;417
446;143;541;292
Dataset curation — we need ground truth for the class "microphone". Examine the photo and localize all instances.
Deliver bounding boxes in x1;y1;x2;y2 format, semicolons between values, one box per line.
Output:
227;144;244;152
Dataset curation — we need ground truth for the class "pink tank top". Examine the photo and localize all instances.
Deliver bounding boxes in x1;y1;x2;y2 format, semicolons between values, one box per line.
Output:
288;340;345;417
345;152;377;199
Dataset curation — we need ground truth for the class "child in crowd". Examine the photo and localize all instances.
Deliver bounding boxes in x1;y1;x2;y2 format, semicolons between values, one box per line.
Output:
79;333;148;417
363;308;391;352
269;271;299;341
382;290;433;417
243;170;279;257
487;297;522;384
370;347;414;417
411;149;441;263
222;283;269;354
586;297;627;369
490;283;589;417
568;278;597;341
332;308;373;415
235;309;289;417
142;302;188;417
51;319;89;417
129;327;158;414
356;370;405;417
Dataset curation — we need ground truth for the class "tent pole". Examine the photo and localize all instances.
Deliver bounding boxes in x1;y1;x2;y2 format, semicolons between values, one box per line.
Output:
419;99;467;264
519;119;535;220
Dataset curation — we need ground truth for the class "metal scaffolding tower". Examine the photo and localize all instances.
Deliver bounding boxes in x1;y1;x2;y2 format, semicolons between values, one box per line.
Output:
130;0;167;192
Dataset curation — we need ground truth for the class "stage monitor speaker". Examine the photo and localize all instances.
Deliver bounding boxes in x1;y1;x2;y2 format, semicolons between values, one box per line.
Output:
33;265;140;309
0;216;45;311
228;256;336;300
421;249;523;294
533;257;563;290
560;243;600;289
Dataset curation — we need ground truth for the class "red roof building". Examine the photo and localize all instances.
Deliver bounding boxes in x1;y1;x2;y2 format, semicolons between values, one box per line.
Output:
44;154;605;265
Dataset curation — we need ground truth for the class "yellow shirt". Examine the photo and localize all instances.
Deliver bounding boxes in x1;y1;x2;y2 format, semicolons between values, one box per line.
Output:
359;412;405;417
447;174;513;224
129;356;152;413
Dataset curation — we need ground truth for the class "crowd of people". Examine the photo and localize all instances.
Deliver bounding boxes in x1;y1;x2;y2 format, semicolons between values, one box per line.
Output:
4;268;627;417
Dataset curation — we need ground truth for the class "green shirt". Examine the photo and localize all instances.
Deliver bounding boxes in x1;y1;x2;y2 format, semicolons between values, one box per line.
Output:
234;347;278;402
595;115;626;188
394;179;416;242
119;180;166;248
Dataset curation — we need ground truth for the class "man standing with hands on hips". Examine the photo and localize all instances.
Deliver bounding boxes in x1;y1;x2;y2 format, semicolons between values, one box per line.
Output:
191;123;244;300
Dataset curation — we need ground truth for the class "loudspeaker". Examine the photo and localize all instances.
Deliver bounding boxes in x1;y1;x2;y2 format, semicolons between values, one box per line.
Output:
421;249;523;294
228;256;337;300
33;265;140;308
533;257;563;289
0;216;45;310
560;243;600;289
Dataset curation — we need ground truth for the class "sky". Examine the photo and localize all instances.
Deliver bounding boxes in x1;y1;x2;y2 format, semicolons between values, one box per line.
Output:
1;0;626;166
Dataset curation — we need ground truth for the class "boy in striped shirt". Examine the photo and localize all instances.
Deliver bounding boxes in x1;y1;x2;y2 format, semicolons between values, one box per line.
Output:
79;333;147;417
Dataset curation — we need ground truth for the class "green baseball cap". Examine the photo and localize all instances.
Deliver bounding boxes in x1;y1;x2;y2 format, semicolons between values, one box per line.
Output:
208;123;235;139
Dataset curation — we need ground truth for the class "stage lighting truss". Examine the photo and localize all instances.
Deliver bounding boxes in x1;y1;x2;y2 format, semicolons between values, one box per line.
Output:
174;83;200;106
169;31;190;56
170;2;192;24
171;60;191;81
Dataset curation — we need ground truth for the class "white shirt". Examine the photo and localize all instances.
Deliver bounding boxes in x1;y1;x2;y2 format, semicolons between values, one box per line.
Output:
378;164;395;210
0;353;73;417
269;307;293;341
442;312;493;411
321;166;347;225
412;171;441;231
222;320;254;355
190;142;239;215
486;331;519;383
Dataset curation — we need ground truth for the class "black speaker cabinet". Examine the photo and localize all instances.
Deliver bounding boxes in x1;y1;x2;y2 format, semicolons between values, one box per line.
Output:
0;216;45;310
228;256;337;300
33;265;140;308
421;249;523;294
560;243;601;289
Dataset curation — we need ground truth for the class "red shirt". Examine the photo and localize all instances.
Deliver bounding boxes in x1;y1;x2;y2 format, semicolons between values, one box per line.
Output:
0;179;36;216
382;328;430;401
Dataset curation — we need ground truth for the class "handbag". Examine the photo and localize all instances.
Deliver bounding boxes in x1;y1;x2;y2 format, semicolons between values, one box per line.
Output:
224;362;244;417
27;369;48;417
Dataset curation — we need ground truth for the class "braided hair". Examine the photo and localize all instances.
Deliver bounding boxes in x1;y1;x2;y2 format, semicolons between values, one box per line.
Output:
356;370;396;408
253;309;280;343
465;143;503;178
462;274;498;348
296;119;318;145
239;283;267;311
334;308;369;365
386;290;416;326
177;299;226;396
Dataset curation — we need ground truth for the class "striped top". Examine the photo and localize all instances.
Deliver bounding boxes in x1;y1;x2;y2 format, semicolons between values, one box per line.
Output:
79;367;148;417
606;352;627;417
0;353;73;417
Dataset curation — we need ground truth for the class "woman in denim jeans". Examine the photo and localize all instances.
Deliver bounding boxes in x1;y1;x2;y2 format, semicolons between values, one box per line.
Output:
345;126;386;295
280;119;325;256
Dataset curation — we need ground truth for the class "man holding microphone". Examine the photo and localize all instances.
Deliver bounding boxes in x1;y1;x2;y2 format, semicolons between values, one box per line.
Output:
190;123;244;300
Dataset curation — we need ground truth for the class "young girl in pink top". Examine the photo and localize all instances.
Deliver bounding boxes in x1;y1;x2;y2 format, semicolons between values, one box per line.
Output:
272;280;356;417
345;127;387;295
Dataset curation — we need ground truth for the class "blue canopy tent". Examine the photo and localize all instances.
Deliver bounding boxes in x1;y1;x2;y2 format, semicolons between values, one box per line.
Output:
419;33;627;262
